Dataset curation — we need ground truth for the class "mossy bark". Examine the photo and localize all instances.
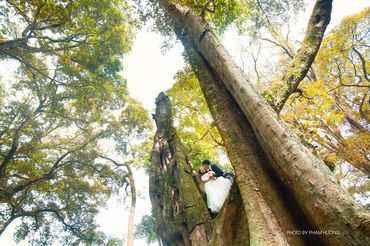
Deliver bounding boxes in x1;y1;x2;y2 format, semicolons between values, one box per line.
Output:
149;93;211;246
276;0;333;112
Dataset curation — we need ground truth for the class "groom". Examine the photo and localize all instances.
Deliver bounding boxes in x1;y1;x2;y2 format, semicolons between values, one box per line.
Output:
201;159;235;184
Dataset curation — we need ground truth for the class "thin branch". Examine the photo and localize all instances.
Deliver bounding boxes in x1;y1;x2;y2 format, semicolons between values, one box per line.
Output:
52;210;91;241
359;92;370;123
251;42;261;84
352;47;370;82
260;37;293;59
0;50;64;84
5;0;31;24
98;155;135;245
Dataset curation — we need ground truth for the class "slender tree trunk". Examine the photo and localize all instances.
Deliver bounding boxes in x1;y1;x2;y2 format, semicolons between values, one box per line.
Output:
127;165;136;246
149;93;211;246
156;0;370;245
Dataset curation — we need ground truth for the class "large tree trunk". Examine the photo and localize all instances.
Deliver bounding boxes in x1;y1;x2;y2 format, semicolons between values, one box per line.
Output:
183;39;319;245
149;93;211;246
155;0;370;245
151;93;250;245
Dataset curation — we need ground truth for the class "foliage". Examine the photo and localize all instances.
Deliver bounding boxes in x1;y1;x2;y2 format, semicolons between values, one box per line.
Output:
0;0;134;82
167;67;229;170
134;0;304;38
281;7;370;171
134;214;157;244
271;8;370;202
0;0;153;244
0;68;151;245
243;0;305;38
179;0;251;33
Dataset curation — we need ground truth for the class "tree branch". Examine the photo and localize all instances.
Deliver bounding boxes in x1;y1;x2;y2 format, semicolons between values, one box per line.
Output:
5;0;31;23
260;37;293;59
0;101;45;179
201;0;216;19
276;0;333;113
98;155;135;245
359;92;370;123
352;47;370;82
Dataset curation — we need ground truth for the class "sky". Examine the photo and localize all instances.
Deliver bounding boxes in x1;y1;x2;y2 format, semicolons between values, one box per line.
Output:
1;0;369;245
123;31;185;111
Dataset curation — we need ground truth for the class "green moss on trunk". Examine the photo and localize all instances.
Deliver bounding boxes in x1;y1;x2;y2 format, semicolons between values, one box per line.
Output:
150;93;211;246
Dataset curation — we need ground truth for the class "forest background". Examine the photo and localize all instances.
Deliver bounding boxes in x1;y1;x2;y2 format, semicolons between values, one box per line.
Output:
0;0;369;245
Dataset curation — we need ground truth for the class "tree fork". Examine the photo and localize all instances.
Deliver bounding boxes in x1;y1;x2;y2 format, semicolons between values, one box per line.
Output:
156;0;370;244
182;34;325;245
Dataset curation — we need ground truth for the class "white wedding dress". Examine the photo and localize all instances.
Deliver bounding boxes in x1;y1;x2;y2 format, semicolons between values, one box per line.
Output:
201;172;232;213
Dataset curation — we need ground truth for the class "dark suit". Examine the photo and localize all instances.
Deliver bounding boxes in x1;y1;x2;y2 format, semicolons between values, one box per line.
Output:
210;164;234;183
210;164;224;177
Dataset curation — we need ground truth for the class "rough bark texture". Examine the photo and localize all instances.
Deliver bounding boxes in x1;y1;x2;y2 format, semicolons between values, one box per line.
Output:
276;0;333;112
156;0;370;245
149;93;211;246
209;184;248;246
183;40;319;245
184;42;319;245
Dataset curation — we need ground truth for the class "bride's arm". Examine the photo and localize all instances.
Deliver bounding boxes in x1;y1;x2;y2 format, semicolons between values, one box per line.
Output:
201;172;211;182
201;171;217;182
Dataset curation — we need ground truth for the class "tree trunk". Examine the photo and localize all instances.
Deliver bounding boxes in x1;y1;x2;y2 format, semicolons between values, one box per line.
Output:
276;0;333;112
183;39;319;245
127;165;135;246
149;93;211;246
209;184;248;246
155;0;370;245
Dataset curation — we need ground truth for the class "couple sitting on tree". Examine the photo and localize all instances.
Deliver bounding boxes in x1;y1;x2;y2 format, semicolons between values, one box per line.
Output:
197;160;234;218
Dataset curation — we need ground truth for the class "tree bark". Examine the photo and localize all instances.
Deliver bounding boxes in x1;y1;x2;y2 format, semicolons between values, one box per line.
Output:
127;165;135;246
276;0;333;112
183;39;319;245
149;93;211;246
209;184;249;246
155;0;370;245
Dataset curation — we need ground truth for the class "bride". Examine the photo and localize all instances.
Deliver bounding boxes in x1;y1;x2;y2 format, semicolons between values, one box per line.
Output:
200;169;232;213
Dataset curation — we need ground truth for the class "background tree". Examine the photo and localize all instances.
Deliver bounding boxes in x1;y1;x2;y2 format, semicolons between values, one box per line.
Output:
232;4;369;196
0;65;151;244
0;0;153;244
0;0;134;79
134;215;158;245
